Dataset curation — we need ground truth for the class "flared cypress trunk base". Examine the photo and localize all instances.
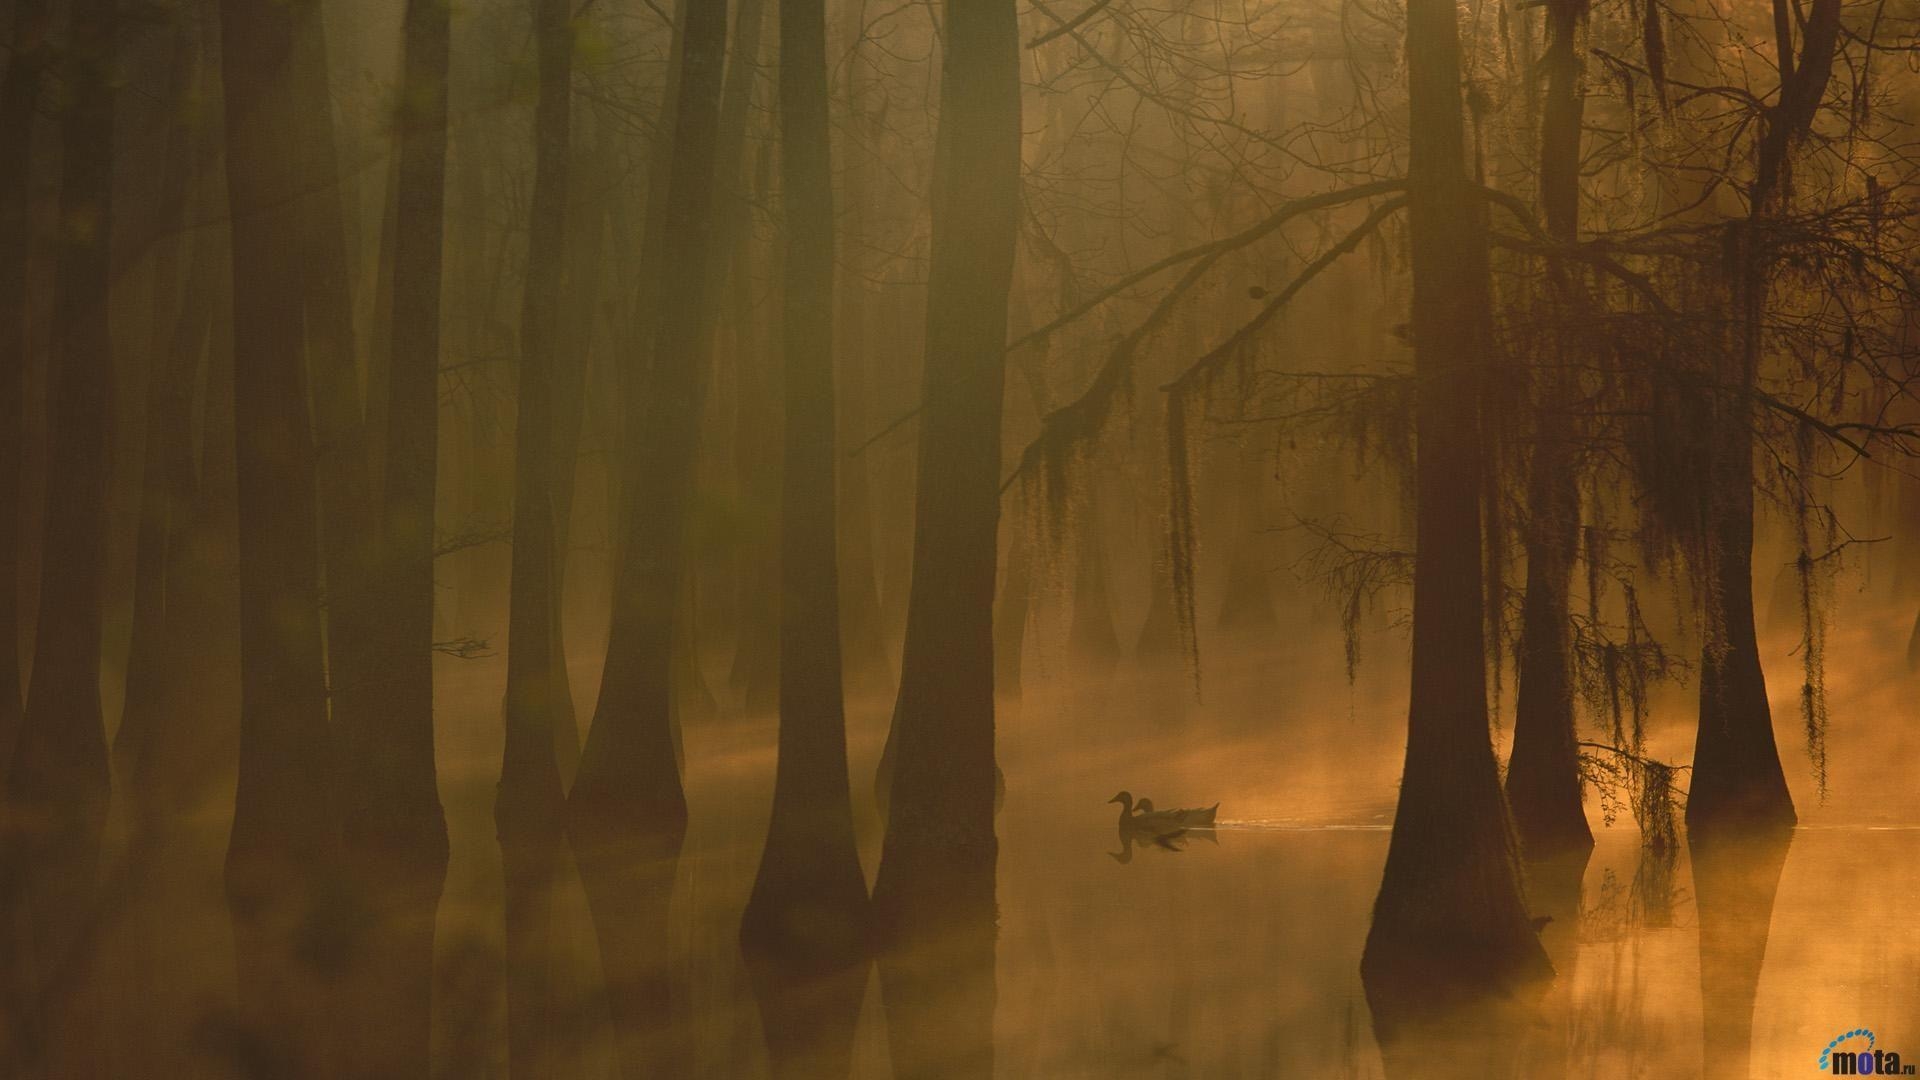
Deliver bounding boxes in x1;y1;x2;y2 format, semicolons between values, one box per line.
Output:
1688;647;1796;838
339;826;448;1079
1362;768;1554;1039
497;776;566;1080
224;849;348;1080
1505;756;1593;862
740;819;868;965
740;923;870;1080
872;844;996;1080
567;811;685;1079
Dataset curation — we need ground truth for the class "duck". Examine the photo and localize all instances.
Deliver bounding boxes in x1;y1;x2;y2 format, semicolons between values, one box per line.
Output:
1108;791;1220;832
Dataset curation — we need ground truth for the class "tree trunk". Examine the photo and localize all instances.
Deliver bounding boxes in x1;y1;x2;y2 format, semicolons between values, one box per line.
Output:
739;0;870;966
219;0;345;1070
542;116;617;787
564;0;728;1071
1687;0;1839;836
1504;0;1594;860
1360;0;1552;1025
831;39;893;695
114;9;206;815
718;0;781;715
289;0;382;802
869;0;1019;1076
1215;444;1277;633
0;0;49;777
3;2;117;1072
335;2;455;1074
498;0;574;1073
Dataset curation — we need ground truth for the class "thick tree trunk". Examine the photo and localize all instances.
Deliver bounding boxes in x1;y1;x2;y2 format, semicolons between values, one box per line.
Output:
870;0;1020;893
1504;0;1594;860
1360;0;1552;1024
498;0;574;1074
105;28;221;1064
542;118;617;786
1687;0;1838;836
334;2;454;1075
3;3;117;1073
219;0;345;1070
564;0;728;1071
869;1;1019;1076
831;52;893;694
115;11;206;814
0;0;49;776
290;0;382;799
1506;437;1589;856
739;0;869;969
718;0;781;715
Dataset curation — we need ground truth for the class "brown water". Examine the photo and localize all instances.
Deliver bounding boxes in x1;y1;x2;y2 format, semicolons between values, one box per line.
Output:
405;633;1920;1079
72;606;1920;1078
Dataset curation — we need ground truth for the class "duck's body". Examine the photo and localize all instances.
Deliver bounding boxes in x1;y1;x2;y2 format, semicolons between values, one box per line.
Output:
1135;797;1219;831
1108;792;1219;833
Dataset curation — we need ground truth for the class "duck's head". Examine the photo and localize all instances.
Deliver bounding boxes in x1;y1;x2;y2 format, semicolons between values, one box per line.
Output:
1136;798;1156;813
1108;791;1133;808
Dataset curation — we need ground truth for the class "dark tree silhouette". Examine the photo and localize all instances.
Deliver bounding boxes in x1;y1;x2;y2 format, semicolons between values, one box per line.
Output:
219;0;345;1069
565;0;728;1070
1686;0;1841;836
115;2;208;828
870;0;1020;1075
718;0;781;716
1503;0;1594;860
2;1;117;1071
739;0;869;961
498;0;576;1073
0;0;49;778
1359;0;1552;1021
336;0;454;1073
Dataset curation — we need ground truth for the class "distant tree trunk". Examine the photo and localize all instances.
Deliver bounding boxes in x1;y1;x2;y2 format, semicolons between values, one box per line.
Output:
832;43;893;694
1360;0;1551;1023
498;0;574;1073
993;525;1033;697
870;0;1019;1074
219;0;344;1070
115;8;206;812
110;152;232;1076
1069;522;1121;665
718;0;781;715
3;2;117;1072
289;0;381;784
565;0;727;1070
334;1;454;1074
989;292;1052;702
1688;0;1838;836
1214;444;1277;633
1504;0;1593;860
740;0;869;967
542;117;616;786
0;0;49;775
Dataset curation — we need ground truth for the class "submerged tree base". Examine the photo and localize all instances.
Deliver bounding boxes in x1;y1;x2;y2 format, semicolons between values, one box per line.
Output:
1360;920;1554;1045
740;924;870;1080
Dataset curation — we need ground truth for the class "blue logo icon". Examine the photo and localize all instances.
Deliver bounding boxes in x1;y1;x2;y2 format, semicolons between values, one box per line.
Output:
1821;1029;1913;1075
